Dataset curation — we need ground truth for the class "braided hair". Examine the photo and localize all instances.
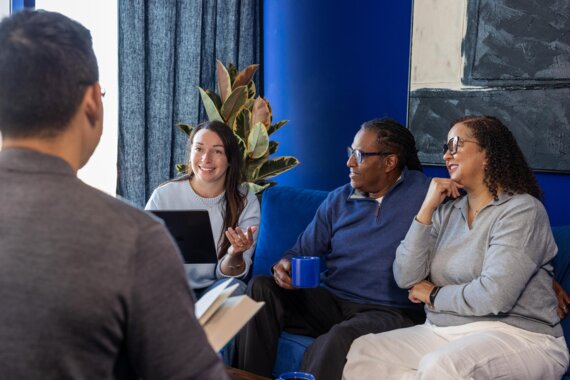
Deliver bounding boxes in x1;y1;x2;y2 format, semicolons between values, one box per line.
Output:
361;118;423;172
452;115;542;201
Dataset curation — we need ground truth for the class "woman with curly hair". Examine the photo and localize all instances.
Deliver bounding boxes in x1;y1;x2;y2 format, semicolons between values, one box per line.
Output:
343;115;569;379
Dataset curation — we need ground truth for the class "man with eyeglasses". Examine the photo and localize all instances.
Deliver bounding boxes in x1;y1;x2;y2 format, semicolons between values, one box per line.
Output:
237;118;431;380
0;10;227;379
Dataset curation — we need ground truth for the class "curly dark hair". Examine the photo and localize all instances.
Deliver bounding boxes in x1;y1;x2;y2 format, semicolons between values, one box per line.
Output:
452;115;542;200
361;118;423;172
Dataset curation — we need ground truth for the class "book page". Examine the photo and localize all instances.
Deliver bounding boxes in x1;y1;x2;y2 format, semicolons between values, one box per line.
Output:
194;278;234;321
202;295;264;352
198;284;238;325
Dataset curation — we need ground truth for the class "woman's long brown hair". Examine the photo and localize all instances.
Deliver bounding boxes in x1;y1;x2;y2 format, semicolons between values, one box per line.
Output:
176;120;246;258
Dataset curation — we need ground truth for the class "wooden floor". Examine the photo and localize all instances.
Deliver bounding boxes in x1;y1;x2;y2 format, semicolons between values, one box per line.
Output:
226;367;271;380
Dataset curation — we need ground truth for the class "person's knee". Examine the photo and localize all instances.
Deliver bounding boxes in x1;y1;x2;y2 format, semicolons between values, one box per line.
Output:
418;350;459;378
347;334;372;356
248;276;277;300
309;324;361;355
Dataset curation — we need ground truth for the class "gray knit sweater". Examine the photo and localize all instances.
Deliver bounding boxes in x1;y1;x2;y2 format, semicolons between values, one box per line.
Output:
395;192;562;336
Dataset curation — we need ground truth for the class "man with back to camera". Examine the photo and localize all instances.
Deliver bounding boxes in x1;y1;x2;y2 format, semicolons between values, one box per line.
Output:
0;10;227;379
236;118;431;380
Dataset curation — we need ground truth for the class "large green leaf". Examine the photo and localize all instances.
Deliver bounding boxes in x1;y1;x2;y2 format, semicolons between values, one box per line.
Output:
204;89;222;111
247;121;269;159
251;97;271;128
245;180;275;195
216;59;232;102
245;156;268;182
256;156;300;179
235;135;248;162
176;163;188;174
268;120;288;135
243;98;255;112
198;87;223;122
233;64;259;89
247;81;256;99
268;140;279;155
221;85;248;126
228;63;239;84
255;179;277;188
234;108;251;141
176;123;194;136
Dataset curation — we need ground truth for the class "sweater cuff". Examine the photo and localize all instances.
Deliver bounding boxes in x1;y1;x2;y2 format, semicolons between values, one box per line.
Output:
216;254;251;279
429;283;460;312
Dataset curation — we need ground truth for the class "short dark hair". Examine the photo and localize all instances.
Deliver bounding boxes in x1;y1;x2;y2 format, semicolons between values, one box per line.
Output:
0;10;98;137
361;118;423;172
452;115;542;200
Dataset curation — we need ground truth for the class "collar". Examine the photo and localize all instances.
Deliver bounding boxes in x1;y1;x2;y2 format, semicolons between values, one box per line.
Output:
348;167;408;201
0;147;75;177
452;191;514;213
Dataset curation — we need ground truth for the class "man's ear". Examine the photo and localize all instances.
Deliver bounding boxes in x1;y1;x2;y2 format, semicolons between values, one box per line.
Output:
83;83;103;128
384;154;399;173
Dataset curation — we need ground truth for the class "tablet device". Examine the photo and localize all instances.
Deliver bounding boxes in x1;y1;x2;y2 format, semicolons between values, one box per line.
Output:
150;210;218;264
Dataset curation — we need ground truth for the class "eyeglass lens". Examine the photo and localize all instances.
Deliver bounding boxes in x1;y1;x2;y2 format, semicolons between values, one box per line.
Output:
443;136;459;155
347;147;362;164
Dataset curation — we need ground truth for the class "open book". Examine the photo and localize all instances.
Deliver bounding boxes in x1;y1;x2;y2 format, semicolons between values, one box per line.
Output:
195;278;264;352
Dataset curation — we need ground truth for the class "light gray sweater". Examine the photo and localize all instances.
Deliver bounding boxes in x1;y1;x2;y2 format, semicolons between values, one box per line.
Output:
395;192;562;336
145;180;260;289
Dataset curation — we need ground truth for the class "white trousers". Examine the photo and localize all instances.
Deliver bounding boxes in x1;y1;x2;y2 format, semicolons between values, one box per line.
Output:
342;321;569;380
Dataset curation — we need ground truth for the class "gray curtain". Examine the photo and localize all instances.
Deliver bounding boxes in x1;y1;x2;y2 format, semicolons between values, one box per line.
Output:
117;0;260;207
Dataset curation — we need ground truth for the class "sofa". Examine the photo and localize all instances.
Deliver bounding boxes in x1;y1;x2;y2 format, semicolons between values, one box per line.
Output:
251;185;570;379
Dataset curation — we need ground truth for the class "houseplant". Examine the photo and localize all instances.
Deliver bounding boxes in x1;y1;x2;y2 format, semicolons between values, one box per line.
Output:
176;60;299;194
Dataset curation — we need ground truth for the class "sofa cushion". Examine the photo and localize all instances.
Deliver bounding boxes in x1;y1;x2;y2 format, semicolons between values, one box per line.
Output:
252;186;328;276
553;226;570;283
273;332;315;377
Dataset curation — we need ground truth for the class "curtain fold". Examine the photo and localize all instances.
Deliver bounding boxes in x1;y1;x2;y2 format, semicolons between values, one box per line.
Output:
118;0;260;207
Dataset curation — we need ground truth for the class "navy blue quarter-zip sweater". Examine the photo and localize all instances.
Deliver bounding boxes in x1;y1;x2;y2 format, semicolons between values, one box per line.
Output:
284;168;430;308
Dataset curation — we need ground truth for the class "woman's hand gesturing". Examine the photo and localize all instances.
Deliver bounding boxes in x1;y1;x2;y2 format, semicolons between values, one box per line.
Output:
225;226;257;255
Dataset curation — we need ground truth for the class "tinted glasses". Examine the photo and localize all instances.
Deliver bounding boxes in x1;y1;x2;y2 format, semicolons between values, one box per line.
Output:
443;136;480;155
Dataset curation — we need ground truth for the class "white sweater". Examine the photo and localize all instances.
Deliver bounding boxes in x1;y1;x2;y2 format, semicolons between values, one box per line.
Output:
145;180;260;290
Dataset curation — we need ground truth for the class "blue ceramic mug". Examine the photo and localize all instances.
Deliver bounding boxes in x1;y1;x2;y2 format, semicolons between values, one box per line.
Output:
291;256;320;288
277;371;315;380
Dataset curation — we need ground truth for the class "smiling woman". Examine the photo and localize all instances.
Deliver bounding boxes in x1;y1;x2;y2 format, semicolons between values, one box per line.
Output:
34;0;118;195
145;121;261;299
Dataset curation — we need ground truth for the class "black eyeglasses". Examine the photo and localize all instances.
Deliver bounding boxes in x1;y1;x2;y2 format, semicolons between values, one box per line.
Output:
443;136;480;155
347;146;392;165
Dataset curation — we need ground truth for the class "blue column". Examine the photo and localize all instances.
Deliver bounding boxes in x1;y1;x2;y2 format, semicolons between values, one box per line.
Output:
11;0;34;13
264;0;413;190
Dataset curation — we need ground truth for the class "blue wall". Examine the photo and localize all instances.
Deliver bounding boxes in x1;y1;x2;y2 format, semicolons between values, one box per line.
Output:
264;0;413;191
264;0;570;227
